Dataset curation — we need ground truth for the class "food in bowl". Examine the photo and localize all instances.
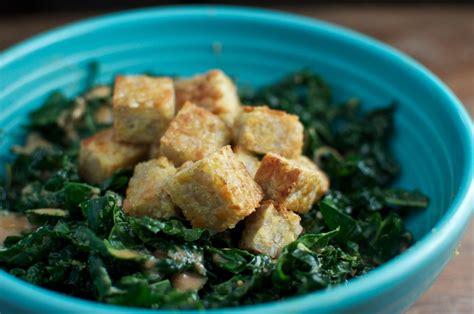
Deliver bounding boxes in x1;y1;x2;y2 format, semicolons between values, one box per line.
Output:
0;68;428;309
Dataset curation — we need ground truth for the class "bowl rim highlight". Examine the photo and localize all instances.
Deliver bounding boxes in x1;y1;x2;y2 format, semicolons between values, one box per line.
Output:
0;5;473;313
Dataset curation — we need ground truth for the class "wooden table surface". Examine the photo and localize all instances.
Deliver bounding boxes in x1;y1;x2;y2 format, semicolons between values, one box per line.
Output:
0;5;473;313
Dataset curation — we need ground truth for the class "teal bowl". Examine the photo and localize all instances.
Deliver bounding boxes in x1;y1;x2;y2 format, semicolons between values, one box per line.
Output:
0;6;473;314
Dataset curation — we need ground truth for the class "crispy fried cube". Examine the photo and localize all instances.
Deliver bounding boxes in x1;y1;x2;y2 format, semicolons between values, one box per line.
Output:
234;106;304;159
255;153;329;214
175;70;240;127
113;75;175;144
79;128;148;184
160;102;231;166
233;146;260;178
239;201;302;258
165;146;263;233
123;157;177;219
295;156;330;200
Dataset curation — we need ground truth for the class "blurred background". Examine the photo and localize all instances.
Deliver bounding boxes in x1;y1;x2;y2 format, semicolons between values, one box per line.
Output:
1;1;473;313
1;1;473;119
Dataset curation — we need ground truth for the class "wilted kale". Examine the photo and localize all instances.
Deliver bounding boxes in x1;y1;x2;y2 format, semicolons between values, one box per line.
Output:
272;228;368;294
0;69;428;309
26;64;112;148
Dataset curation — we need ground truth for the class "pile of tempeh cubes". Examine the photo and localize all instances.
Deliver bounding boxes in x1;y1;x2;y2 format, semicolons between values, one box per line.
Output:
78;69;329;258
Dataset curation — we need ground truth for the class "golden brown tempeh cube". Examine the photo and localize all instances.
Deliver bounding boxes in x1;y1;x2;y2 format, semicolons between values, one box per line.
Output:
234;106;304;159
255;153;329;214
159;102;231;166
123;157;177;219
113;75;175;144
78;128;148;184
233;146;260;178
239;201;302;258
165;146;263;233
175;69;241;127
295;155;330;201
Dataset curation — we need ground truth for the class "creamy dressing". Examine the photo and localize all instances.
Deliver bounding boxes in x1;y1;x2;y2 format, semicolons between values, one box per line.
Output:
10;132;52;155
94;106;114;124
0;211;33;246
171;272;207;292
84;86;111;100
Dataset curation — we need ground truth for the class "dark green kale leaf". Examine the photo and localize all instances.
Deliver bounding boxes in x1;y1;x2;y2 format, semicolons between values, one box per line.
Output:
108;204;140;249
10;263;48;285
28;93;72;129
129;216;209;243
0;223;69;267
88;254;202;309
9;148;77;188
99;169;133;194
80;192;120;237
273;228;369;296
9;245;92;297
6;148;80;212
300;208;326;234
203;249;274;308
203;274;260;308
206;247;255;274
314;145;399;192
319;199;363;242
319;197;412;265
361;211;412;264
88;254;117;300
64;182;100;211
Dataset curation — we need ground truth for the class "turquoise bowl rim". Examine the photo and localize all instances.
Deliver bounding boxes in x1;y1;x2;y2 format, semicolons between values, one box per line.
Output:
0;5;473;313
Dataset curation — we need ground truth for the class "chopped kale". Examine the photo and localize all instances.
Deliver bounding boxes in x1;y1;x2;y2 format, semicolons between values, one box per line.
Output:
0;69;428;309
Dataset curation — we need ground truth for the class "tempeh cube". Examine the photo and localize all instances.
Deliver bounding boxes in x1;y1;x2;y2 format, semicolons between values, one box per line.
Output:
123;157;177;219
239;201;302;258
254;153;329;214
78;128;148;184
113;75;175;144
234;106;304;158
175;69;240;127
159;102;231;166
165;146;263;233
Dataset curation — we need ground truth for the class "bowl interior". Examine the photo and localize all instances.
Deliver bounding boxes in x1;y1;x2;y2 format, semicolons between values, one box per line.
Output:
0;6;472;314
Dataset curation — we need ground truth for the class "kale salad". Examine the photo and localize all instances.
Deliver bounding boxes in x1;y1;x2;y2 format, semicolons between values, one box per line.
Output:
0;68;428;310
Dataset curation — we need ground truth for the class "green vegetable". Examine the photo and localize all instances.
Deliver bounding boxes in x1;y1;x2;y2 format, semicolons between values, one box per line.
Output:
129;216;209;243
0;69;428;309
65;183;100;210
273;228;366;294
89;254;201;309
319;200;362;242
29;93;72;129
80;192;119;237
0;224;68;267
99;169;133;194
